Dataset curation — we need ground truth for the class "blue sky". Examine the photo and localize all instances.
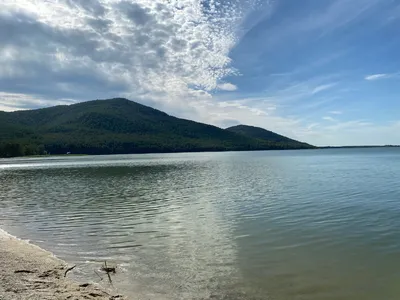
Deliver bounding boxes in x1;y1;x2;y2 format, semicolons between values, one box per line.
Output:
220;0;400;145
1;0;400;146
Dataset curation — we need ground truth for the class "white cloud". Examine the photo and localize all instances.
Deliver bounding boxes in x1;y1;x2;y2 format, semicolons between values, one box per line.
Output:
322;116;336;122
329;110;343;115
311;83;337;95
365;74;389;81
0;0;259;109
0;92;76;111
217;83;238;91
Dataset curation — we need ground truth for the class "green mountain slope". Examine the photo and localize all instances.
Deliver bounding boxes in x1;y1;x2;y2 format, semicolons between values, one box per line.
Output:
0;98;313;157
226;124;312;148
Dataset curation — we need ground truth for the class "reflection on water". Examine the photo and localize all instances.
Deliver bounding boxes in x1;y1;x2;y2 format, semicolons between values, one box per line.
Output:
1;149;400;299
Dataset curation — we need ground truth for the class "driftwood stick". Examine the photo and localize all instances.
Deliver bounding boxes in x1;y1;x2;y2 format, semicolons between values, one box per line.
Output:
64;265;76;277
101;261;116;274
101;261;114;285
107;272;113;284
14;270;35;274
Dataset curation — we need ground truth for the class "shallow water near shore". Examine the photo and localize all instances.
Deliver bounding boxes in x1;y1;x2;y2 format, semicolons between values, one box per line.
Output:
1;148;400;299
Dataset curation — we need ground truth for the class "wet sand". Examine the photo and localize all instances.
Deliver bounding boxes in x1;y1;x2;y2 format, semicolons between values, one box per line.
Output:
0;229;125;300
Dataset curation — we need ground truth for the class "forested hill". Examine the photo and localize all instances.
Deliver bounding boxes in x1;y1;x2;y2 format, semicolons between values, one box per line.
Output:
226;125;311;148
0;98;314;157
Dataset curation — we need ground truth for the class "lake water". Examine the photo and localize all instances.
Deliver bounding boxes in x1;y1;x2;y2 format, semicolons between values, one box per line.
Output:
1;149;400;299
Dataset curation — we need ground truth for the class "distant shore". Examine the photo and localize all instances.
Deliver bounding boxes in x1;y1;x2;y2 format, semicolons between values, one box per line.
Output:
318;145;400;149
0;229;125;300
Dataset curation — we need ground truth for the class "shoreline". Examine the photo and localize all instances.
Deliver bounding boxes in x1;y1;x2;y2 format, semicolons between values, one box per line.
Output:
1;145;399;160
0;228;125;300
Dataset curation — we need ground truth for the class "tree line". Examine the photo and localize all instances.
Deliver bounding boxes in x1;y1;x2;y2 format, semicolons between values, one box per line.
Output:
0;143;47;158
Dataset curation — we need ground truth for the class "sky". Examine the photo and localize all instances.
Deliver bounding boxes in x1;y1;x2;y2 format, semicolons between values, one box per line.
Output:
1;0;400;146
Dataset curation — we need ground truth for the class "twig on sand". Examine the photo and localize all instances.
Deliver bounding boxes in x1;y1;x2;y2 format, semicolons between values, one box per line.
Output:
106;272;113;285
100;261;115;285
64;265;76;277
14;269;35;274
101;261;116;274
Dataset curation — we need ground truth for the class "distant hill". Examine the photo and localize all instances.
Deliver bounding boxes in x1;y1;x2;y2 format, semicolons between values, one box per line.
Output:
0;98;314;157
226;125;312;148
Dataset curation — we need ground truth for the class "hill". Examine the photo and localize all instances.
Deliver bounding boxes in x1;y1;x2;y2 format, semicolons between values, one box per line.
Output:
0;98;314;157
226;125;311;148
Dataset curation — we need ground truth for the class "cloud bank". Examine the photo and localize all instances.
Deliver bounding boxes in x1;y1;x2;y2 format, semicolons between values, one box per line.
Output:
0;0;258;111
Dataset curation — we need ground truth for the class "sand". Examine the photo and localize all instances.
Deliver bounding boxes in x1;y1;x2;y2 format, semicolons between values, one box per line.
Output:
0;229;126;300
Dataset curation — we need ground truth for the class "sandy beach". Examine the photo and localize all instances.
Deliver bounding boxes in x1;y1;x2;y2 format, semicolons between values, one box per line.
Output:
0;229;125;300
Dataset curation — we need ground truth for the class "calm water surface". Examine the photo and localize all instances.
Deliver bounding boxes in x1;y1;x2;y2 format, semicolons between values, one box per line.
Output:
1;149;400;299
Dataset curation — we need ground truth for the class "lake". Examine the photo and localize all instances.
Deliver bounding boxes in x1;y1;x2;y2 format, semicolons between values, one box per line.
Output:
1;148;400;299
